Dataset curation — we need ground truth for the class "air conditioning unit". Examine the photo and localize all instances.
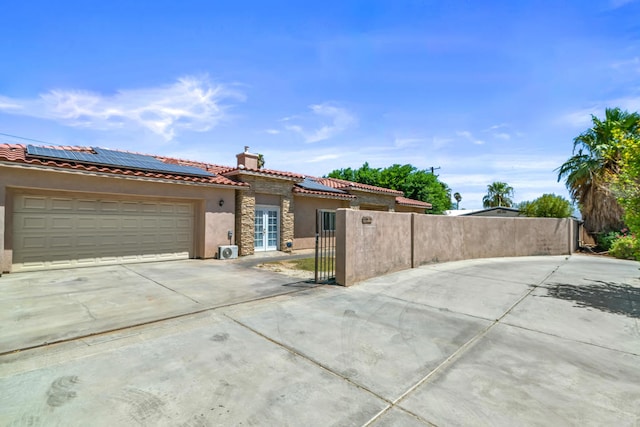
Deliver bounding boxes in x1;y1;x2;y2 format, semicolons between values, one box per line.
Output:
218;245;238;259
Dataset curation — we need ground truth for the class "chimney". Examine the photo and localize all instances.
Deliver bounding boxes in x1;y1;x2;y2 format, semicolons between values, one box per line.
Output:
236;146;259;169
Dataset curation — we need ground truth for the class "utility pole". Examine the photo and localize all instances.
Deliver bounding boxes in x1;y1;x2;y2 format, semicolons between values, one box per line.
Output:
429;166;441;174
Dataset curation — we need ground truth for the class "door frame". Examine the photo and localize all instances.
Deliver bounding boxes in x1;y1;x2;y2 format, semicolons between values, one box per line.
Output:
254;205;280;252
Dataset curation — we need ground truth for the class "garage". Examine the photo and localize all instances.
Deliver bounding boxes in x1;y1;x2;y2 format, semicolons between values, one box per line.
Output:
12;192;195;272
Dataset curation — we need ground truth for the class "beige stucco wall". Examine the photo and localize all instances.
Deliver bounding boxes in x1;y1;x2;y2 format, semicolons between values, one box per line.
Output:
255;193;280;205
413;216;574;265
336;210;578;286
396;205;427;213
0;165;236;272
336;209;413;287
293;196;350;249
349;190;396;211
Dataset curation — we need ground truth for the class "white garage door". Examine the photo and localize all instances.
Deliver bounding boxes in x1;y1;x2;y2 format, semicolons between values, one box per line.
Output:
12;193;194;272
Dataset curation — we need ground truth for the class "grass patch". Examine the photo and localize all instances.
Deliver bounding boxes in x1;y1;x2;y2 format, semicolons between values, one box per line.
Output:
288;257;317;272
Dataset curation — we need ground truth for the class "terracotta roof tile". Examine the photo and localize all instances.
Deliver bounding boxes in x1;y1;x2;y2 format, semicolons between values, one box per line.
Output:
396;196;432;208
0;144;248;187
223;167;306;180
313;177;404;196
293;187;356;199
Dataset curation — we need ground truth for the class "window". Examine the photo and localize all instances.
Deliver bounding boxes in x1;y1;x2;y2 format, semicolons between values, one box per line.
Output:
321;210;336;232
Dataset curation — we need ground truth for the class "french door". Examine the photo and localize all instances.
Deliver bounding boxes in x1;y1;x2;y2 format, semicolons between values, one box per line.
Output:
254;206;279;251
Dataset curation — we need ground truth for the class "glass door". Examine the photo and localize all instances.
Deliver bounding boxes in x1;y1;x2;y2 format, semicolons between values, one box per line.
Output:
254;206;279;251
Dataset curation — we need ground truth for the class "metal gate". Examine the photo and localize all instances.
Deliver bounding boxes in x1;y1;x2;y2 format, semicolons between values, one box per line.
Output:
315;209;336;283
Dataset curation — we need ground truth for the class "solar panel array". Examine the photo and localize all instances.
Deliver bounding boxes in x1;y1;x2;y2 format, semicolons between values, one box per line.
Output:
26;145;214;177
298;177;346;194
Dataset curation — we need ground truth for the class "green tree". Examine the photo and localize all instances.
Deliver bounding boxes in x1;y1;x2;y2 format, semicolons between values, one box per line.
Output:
328;162;381;186
453;192;462;209
607;128;640;260
518;194;573;218
557;107;640;234
482;182;514;208
327;163;452;214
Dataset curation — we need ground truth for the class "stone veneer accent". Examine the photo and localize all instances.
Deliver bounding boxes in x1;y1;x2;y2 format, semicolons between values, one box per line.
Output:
232;174;402;256
234;175;297;255
280;196;294;252
235;190;256;256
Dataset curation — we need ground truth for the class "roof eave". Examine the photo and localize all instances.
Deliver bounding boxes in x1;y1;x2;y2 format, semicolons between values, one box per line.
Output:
0;161;248;189
223;169;304;182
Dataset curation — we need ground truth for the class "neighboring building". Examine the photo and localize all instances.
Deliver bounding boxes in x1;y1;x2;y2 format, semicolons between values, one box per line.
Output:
0;142;431;273
444;209;479;216
460;207;521;217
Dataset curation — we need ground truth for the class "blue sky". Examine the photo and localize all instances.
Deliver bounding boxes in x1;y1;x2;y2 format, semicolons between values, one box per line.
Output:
1;0;639;209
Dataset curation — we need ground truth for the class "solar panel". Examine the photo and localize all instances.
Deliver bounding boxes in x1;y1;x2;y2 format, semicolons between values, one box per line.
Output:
297;177;346;194
26;145;214;177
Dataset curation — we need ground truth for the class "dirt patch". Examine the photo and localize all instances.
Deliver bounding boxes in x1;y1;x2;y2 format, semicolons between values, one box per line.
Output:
256;261;315;280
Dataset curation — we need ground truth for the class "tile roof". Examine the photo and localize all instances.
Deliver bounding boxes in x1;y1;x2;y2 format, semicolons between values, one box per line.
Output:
313;177;405;196
222;166;306;180
0;144;248;187
395;196;432;208
292;186;356;199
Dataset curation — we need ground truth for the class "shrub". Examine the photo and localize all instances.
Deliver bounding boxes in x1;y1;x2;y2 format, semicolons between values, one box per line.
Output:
609;235;640;261
596;230;622;251
518;193;572;218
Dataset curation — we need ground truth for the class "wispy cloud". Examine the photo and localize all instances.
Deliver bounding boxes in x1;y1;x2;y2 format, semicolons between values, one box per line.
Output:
609;0;637;8
485;123;508;131
284;102;356;143
264;129;280;135
0;75;244;141
431;136;453;149
560;108;597;128
611;56;640;72
482;123;514;140
561;95;640;129
456;130;485;145
394;137;423;148
305;153;341;163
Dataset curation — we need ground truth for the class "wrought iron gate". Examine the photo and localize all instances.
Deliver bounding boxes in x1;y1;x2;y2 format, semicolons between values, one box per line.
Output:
315;209;336;283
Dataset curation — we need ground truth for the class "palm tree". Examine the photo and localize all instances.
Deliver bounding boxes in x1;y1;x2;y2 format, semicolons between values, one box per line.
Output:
453;192;462;209
557;107;640;234
482;182;514;208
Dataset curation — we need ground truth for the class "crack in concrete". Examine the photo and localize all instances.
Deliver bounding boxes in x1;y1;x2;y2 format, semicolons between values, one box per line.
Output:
79;301;97;321
121;265;201;304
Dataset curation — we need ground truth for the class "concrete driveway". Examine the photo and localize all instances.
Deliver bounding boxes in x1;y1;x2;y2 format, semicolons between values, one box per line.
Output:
0;257;315;354
1;255;639;426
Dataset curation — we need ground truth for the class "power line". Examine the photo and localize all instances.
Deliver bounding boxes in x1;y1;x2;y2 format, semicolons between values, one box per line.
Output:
0;131;53;145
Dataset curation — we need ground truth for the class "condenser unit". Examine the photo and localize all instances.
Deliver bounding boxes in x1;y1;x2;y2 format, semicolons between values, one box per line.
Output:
218;245;238;259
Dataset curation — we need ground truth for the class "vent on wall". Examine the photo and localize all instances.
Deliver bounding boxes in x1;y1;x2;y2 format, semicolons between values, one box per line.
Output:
218;245;238;259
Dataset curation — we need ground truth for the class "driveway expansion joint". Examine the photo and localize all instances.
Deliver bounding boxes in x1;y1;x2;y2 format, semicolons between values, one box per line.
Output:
224;314;392;403
0;281;320;357
363;260;568;426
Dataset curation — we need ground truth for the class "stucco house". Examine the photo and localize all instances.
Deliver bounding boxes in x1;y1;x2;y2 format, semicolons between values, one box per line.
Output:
0;142;430;273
